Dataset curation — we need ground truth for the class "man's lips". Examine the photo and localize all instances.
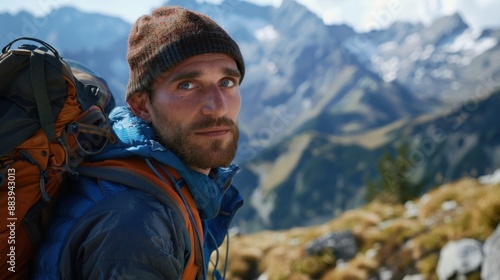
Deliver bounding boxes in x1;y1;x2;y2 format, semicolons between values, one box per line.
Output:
194;127;231;137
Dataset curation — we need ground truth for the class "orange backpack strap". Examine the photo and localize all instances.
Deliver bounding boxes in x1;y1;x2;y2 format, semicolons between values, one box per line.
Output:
78;158;204;279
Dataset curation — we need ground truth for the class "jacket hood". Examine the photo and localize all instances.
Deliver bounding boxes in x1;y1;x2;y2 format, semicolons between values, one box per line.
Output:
89;106;240;219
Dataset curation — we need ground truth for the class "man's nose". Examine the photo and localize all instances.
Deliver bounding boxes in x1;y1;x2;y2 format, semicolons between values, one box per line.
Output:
202;85;228;118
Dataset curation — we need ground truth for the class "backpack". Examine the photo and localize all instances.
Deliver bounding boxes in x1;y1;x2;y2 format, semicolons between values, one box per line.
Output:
0;37;116;279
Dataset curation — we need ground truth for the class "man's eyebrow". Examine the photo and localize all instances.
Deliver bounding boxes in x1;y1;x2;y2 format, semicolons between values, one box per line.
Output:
168;71;202;84
165;67;241;84
223;67;241;79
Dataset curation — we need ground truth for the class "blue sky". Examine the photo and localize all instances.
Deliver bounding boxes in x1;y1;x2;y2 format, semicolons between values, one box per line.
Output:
1;0;499;32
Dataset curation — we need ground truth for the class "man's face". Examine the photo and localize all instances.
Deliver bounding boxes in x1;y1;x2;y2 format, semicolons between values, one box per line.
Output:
145;53;241;174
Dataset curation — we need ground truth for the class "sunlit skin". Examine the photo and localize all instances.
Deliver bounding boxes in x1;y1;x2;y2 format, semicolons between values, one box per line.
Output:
128;53;242;175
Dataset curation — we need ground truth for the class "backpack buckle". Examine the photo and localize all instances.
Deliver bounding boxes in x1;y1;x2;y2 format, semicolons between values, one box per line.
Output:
66;122;79;134
0;156;15;169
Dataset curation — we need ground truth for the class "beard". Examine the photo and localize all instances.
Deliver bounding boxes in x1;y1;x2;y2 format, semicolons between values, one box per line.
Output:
150;107;239;170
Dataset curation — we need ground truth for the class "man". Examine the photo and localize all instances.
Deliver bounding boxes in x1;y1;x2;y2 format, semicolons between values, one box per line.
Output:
33;6;245;279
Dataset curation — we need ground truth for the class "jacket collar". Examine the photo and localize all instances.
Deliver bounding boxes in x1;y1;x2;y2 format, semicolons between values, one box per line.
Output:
90;106;240;219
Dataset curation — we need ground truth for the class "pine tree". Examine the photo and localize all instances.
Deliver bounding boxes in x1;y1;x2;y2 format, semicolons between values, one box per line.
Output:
365;143;426;204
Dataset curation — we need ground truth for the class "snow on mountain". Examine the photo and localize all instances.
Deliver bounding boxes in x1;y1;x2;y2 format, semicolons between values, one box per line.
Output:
351;17;496;78
342;13;500;101
255;25;279;42
370;27;498;83
441;29;498;62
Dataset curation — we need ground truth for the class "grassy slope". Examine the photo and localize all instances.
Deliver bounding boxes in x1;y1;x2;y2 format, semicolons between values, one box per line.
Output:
215;178;500;280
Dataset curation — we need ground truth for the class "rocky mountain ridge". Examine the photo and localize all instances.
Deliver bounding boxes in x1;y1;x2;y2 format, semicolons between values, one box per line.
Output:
1;0;499;232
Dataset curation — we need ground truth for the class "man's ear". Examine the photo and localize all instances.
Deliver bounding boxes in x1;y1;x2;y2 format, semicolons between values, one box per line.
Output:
128;92;153;123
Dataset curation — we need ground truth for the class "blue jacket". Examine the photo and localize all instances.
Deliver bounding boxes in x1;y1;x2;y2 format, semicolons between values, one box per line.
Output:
32;107;244;279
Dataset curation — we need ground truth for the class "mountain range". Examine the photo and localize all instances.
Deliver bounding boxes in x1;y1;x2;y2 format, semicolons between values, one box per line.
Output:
1;0;499;231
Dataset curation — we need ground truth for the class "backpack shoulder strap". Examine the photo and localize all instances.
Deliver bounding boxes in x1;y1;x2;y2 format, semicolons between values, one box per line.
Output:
30;50;55;142
77;165;184;217
77;159;204;279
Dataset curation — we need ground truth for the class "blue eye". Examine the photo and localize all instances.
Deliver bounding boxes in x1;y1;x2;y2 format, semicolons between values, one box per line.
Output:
220;79;235;87
179;82;194;89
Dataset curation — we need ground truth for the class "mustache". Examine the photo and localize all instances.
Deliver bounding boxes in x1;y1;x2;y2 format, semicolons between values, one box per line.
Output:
189;117;238;131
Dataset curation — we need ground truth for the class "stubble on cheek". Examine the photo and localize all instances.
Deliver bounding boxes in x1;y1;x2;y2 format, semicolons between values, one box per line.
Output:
152;114;239;169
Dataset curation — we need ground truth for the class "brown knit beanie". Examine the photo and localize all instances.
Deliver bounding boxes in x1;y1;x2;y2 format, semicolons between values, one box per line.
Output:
125;6;245;100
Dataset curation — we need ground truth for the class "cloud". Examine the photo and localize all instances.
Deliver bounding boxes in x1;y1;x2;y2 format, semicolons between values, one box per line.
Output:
289;0;500;31
293;0;435;31
453;0;500;30
2;0;499;31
